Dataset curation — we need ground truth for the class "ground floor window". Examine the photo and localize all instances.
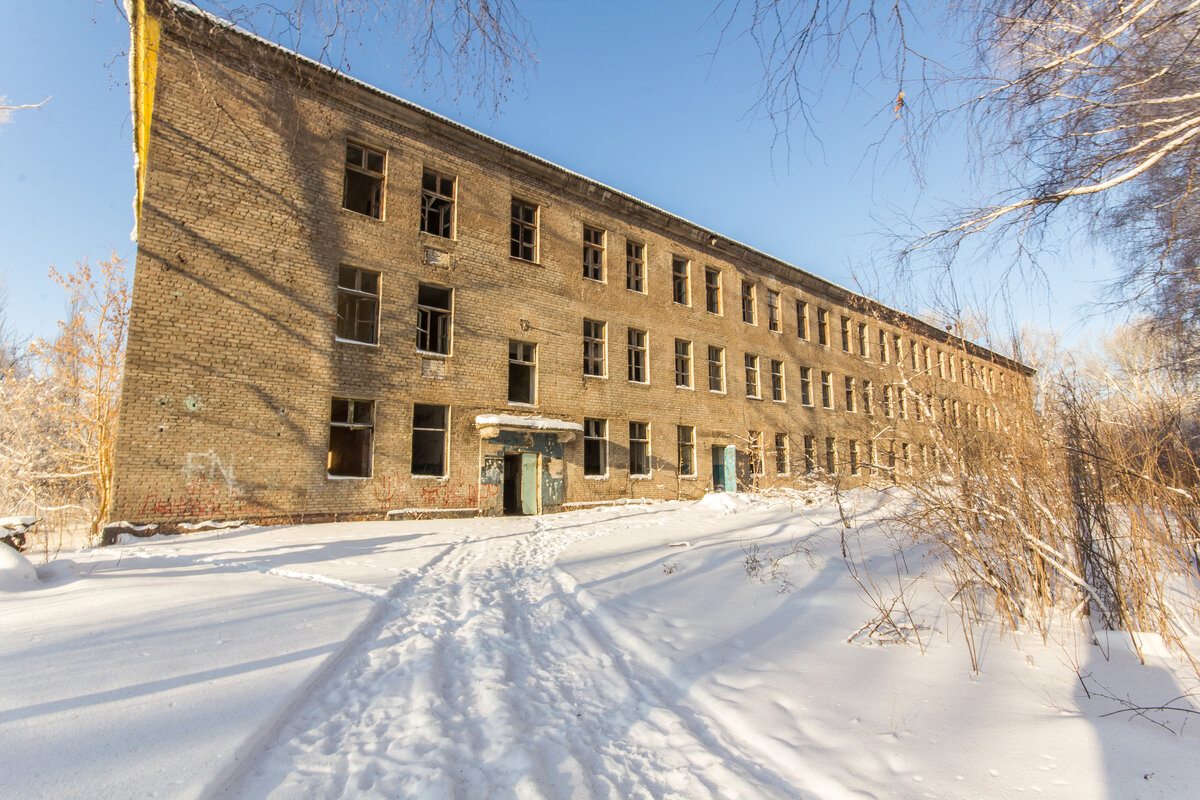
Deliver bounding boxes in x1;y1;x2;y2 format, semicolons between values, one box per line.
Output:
328;397;374;477
749;431;764;475
775;433;789;475
825;437;837;473
629;421;650;476
677;425;695;476
584;418;607;476
803;434;815;473
412;403;448;476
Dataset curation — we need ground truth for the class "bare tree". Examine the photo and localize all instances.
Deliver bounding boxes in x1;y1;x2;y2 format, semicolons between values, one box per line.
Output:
164;0;536;113
717;1;1200;305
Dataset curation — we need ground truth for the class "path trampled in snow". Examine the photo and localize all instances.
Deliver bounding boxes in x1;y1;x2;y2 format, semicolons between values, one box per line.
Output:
225;511;797;799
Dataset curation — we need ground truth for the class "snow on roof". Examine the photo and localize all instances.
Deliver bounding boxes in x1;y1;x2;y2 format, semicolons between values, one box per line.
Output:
475;414;584;432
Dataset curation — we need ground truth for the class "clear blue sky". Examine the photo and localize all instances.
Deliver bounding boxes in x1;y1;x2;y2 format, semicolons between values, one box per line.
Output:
0;0;1115;349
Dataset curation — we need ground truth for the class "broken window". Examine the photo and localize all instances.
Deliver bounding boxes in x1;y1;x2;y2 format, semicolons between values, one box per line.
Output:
420;169;454;237
741;281;756;324
882;385;892;417
857;322;868;357
771;360;785;401
825;437;837;473
705;267;721;313
894;334;902;366
675;339;692;388
745;354;760;398
775;433;789;475
583;319;606;377
821;371;833;409
508;341;536;404
629;421;650;477
677;425;695;476
803;434;816;473
626;241;645;292
799;366;812;406
416;283;452;354
748;431;764;475
511;198;538;261
672;256;690;305
328;397;374;477
817;308;829;346
627;328;647;383
767;290;780;332
584;418;607;476
844;376;856;412
849;440;860;475
583;226;605;281
878;329;888;362
840;316;851;351
863;379;874;415
343;142;384;218
797;300;809;340
336;266;379;344
411;403;448;476
708;346;725;393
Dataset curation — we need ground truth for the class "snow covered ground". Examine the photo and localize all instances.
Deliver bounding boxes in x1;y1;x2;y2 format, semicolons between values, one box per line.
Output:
3;488;1198;799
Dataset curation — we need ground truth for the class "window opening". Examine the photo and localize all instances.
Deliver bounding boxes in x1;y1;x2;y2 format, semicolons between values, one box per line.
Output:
508;341;536;404
626;241;645;292
416;284;452;354
627;328;648;383
583;226;605;281
675;339;692;388
705;267;721;313
411;403;448;476
629;421;650;477
770;359;785;401
672;257;690;305
741;281;756;324
584;319;606;377
511;199;538;261
336;266;379;344
328;397;374;477
767;290;780;331
420;169;454;237
677;426;695;476
708;346;725;392
745;354;760;398
584;418;607;476
343;142;384;218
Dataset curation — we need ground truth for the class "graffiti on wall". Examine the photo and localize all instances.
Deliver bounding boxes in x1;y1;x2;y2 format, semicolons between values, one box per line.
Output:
137;450;263;519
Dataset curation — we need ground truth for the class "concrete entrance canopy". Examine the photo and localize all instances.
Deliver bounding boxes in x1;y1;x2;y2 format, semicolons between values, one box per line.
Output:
474;415;583;442
474;415;582;515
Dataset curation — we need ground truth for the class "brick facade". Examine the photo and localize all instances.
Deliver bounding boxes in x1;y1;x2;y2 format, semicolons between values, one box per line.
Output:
111;0;1034;527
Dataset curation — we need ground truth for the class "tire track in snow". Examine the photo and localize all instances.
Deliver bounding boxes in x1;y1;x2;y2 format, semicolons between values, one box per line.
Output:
220;512;801;800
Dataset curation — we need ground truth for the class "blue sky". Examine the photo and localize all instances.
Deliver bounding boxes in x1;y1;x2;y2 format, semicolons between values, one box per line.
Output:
0;0;1116;349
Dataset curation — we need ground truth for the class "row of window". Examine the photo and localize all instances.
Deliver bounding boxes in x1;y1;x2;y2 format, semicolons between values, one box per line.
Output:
329;396;949;483
343;141;1015;398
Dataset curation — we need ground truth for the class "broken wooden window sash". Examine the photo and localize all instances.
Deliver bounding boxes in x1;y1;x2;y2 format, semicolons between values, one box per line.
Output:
674;339;692;388
767;289;780;332
510;199;538;261
741;281;756;324
771;359;785;401
625;241;645;292
676;425;695;476
707;345;725;392
629;421;650;477
705;267;721;313
420;170;455;237
328;397;374;477
744;353;760;398
508;340;536;404
583;319;606;376
583;226;605;281
336;266;380;344
343;142;385;218
584;418;607;476
626;328;647;382
416;283;452;354
671;256;690;305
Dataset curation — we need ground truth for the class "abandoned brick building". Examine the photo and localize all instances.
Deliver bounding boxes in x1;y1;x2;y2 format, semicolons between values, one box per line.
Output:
111;0;1034;527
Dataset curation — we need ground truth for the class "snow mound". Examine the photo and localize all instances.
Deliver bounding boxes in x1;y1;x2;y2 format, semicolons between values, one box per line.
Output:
0;543;40;591
0;515;39;531
35;559;79;585
695;491;751;514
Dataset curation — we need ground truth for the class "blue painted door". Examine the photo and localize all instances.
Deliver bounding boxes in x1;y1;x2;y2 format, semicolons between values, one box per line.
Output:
723;446;737;490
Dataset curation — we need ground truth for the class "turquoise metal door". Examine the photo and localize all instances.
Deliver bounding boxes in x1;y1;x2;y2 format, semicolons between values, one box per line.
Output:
723;446;737;490
521;453;539;514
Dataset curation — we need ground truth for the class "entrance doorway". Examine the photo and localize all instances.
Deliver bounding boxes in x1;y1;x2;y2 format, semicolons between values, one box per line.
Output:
712;444;736;492
503;452;539;515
